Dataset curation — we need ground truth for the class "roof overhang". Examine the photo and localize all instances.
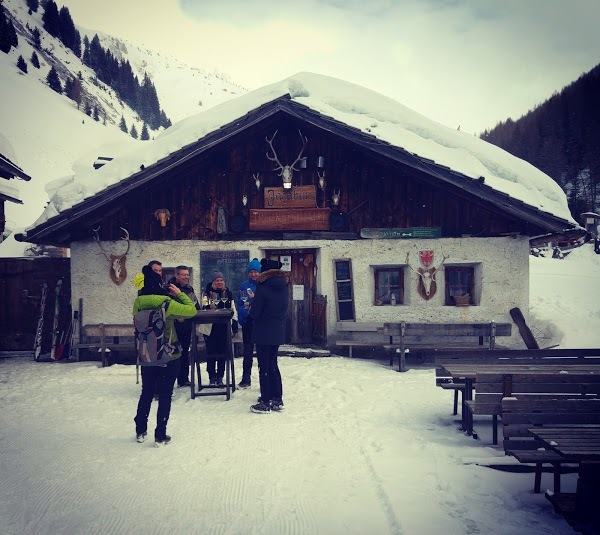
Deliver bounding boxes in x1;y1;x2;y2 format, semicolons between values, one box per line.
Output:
0;154;31;181
19;97;576;245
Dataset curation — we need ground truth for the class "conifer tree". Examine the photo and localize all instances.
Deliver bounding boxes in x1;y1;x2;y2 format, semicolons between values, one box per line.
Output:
140;123;150;140
85;101;91;116
46;65;62;93
93;106;99;121
119;115;127;133
0;4;18;54
30;50;40;68
17;55;28;73
31;27;41;50
26;0;39;13
58;6;80;57
42;0;60;38
130;123;138;139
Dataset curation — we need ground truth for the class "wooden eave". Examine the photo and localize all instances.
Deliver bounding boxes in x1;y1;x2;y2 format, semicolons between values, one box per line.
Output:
0;192;23;204
0;154;31;181
20;97;575;245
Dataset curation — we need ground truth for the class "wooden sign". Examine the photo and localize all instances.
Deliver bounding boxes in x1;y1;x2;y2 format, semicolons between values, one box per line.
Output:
249;208;330;231
360;227;441;239
264;185;317;209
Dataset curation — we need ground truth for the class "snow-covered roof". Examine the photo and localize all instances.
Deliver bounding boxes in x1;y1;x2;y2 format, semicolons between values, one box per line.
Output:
25;72;576;234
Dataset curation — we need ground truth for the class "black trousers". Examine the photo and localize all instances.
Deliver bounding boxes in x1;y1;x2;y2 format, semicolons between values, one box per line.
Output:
204;327;226;380
256;344;282;403
134;357;180;440
176;323;192;386
241;320;255;382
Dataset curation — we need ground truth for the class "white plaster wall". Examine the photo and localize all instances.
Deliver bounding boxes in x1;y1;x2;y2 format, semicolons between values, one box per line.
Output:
71;236;529;347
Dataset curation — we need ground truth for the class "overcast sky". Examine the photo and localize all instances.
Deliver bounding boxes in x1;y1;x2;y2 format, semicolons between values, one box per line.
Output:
61;0;600;134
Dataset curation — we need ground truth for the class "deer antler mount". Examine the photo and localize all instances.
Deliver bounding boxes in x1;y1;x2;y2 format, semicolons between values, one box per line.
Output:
92;226;131;285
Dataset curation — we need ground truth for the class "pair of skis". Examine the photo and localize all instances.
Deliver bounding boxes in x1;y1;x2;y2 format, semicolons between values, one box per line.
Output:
34;279;77;362
33;283;48;361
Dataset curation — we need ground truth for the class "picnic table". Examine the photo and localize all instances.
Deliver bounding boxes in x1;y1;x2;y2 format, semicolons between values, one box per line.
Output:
439;362;600;435
528;427;600;461
530;426;600;532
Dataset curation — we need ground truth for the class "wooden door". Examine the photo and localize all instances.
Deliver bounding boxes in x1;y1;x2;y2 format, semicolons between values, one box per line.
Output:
265;249;316;344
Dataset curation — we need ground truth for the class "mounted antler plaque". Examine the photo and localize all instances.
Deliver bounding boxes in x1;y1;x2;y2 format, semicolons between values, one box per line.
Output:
93;226;131;285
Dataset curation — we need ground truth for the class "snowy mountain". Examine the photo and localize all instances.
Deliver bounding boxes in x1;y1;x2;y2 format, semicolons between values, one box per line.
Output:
0;0;245;248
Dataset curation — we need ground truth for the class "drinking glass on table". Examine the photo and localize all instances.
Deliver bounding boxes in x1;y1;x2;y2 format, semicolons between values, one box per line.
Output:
221;292;229;305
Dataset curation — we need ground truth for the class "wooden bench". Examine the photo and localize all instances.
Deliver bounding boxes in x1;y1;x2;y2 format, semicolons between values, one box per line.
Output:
75;324;135;367
502;397;600;493
435;348;600;417
334;322;386;358
383;321;512;371
468;372;600;445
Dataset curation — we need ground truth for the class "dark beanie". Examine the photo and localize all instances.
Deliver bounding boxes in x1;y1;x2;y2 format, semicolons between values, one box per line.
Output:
260;258;282;273
141;264;168;295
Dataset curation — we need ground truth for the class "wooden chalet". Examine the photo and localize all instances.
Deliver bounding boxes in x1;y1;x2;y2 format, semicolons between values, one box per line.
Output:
17;73;579;348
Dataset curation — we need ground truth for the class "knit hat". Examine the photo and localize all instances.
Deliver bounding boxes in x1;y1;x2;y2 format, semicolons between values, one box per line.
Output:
141;264;167;295
260;259;282;273
247;258;261;272
211;270;224;282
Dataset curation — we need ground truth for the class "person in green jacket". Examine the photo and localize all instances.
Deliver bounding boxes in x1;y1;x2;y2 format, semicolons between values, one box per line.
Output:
133;263;197;446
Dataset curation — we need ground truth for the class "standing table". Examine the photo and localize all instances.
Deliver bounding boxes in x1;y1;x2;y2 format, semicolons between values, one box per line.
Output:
189;309;236;400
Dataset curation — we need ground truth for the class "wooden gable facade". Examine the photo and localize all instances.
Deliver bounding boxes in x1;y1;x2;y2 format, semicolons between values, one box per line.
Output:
23;99;569;246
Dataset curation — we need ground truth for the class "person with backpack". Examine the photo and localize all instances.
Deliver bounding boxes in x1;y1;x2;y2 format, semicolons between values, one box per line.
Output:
133;263;197;446
249;259;289;414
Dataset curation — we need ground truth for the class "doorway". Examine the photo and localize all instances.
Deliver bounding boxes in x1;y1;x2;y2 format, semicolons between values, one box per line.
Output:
264;248;317;344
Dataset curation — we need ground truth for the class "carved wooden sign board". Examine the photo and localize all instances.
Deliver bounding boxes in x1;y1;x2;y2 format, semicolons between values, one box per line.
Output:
249;208;331;231
264;185;317;209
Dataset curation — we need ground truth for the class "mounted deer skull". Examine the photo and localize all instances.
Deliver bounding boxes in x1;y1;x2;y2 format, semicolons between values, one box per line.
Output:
92;226;130;285
154;208;171;227
265;129;307;189
405;249;449;300
331;190;341;206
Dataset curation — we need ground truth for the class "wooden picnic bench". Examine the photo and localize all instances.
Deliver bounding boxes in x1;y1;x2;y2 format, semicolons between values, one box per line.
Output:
334;322;386;358
382;322;513;372
502;397;600;493
74;323;135;367
468;371;600;445
434;348;600;423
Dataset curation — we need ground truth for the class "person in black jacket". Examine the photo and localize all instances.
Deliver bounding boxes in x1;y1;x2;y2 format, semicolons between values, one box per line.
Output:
201;271;238;386
249;259;289;414
167;266;200;387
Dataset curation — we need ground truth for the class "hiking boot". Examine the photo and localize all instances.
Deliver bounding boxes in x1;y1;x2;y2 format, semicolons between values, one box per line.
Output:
136;432;147;443
270;400;285;412
208;376;217;386
250;401;271;414
238;379;251;389
178;381;191;388
215;377;224;386
155;435;172;447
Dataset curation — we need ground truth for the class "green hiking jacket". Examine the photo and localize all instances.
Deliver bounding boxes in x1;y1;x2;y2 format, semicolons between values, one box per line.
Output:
132;292;197;360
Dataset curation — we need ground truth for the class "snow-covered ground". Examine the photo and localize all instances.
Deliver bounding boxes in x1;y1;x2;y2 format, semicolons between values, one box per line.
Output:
1;245;598;534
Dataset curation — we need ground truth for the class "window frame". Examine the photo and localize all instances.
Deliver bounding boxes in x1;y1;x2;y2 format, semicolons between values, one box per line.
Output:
374;267;405;305
444;265;475;306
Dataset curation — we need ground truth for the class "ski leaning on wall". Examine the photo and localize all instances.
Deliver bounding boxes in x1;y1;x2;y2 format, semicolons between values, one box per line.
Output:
50;279;63;361
33;283;48;361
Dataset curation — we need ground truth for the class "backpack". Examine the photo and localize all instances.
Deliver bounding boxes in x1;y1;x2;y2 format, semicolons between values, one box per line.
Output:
134;301;176;366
